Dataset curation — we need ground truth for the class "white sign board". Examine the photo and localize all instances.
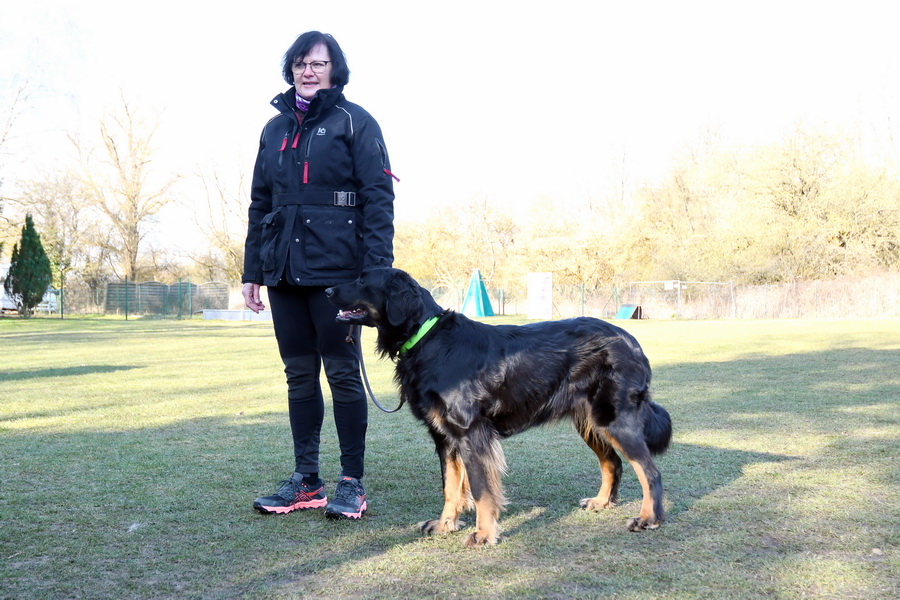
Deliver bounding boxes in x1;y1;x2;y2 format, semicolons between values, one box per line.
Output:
527;272;553;320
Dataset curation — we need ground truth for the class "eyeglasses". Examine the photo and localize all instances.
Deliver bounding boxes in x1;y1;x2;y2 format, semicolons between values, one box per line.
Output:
292;60;331;74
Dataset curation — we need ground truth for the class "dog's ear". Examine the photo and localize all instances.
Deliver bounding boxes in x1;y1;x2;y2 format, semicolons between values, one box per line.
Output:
385;271;423;327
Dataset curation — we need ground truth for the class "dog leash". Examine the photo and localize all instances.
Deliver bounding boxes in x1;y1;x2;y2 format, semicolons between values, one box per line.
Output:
346;325;405;413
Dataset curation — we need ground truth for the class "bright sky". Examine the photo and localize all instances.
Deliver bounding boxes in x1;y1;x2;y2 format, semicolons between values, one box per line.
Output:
2;0;898;249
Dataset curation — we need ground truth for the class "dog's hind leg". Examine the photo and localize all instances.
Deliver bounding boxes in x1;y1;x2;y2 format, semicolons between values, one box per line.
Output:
576;419;623;510
455;424;507;548
418;447;469;535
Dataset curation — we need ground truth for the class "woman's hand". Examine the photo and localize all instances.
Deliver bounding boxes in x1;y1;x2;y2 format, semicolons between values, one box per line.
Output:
242;283;266;313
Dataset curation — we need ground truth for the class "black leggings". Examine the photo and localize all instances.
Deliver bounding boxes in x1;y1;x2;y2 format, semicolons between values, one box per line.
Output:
267;284;367;480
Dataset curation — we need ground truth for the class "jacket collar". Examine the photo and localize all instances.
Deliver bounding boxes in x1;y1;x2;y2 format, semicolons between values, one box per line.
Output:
271;86;345;118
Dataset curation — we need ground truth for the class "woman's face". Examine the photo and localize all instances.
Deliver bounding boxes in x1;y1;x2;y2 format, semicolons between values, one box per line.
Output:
292;43;333;100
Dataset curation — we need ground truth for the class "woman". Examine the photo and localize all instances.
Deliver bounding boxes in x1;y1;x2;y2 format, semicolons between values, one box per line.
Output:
242;31;395;519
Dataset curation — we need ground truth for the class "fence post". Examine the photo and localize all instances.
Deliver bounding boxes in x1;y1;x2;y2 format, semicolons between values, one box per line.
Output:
814;281;818;316
677;280;682;318
59;267;65;320
730;281;736;319
580;282;585;316
125;276;129;320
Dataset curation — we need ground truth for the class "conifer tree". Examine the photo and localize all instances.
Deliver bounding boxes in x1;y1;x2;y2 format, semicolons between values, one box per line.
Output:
4;214;51;317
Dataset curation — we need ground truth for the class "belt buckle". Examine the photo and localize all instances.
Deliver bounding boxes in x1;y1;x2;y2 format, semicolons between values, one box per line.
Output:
334;191;356;207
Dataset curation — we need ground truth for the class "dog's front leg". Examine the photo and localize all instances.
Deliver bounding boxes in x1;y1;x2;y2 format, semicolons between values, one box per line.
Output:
466;493;502;548
418;448;469;535
605;429;665;531
624;456;664;531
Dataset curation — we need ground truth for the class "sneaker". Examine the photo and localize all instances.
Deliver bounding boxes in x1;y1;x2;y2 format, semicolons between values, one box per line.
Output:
253;473;327;515
324;476;367;519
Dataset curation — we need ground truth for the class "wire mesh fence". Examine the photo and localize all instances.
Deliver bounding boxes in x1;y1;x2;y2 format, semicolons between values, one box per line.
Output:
430;272;900;320
52;280;230;318
17;272;899;320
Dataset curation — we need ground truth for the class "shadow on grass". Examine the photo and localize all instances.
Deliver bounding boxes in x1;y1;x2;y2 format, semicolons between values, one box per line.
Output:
2;338;897;598
501;437;796;534
652;347;900;436
0;364;142;382
2;402;893;599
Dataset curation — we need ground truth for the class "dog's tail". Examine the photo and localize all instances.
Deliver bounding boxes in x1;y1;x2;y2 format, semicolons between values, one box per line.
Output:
644;401;672;455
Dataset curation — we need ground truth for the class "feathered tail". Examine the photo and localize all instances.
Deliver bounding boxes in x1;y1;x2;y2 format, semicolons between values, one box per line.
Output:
644;402;672;455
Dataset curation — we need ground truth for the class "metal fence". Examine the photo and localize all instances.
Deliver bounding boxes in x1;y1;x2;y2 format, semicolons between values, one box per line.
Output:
26;272;900;320
433;272;900;320
50;280;230;317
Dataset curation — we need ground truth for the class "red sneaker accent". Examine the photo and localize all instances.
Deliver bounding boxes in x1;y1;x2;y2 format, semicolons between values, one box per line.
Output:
324;477;367;519
338;499;367;519
253;478;327;515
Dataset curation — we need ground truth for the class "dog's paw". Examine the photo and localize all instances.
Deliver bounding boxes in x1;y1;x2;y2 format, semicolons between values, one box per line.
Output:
463;530;501;548
626;516;661;531
418;518;465;535
579;496;616;511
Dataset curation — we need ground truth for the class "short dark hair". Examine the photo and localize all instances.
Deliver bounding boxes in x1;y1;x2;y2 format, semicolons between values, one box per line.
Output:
281;31;350;87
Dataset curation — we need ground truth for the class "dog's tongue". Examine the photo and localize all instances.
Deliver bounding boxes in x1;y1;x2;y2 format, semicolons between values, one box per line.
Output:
337;308;367;319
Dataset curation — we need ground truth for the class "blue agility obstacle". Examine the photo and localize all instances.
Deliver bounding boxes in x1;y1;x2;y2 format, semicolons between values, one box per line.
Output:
461;269;495;317
615;304;643;319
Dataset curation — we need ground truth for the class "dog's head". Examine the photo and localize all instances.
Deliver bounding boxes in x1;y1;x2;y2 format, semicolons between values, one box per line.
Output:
326;268;439;355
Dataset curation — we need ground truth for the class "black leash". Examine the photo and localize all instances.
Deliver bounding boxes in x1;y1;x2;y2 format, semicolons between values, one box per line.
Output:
346;325;405;414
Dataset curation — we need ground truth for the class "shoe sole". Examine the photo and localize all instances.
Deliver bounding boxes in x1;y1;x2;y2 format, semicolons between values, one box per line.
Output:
324;501;367;520
254;498;328;515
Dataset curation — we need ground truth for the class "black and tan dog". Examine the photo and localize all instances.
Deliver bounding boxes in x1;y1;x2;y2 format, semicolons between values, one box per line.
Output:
326;268;671;547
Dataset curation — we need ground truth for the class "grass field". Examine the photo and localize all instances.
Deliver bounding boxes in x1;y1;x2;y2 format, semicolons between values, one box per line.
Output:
1;316;898;599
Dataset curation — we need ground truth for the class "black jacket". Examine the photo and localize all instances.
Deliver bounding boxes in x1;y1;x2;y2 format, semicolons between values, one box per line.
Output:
242;86;395;287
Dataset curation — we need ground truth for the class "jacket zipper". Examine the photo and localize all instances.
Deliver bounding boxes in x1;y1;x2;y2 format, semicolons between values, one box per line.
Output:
303;130;313;184
376;139;399;182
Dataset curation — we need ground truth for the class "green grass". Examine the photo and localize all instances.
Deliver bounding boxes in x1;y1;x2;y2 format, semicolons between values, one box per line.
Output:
1;316;898;599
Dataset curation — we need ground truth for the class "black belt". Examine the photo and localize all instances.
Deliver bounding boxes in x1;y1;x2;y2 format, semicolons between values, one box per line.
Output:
273;191;358;207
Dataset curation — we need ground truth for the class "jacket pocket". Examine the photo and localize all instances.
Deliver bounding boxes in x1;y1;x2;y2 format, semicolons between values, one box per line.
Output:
301;206;360;270
260;209;281;271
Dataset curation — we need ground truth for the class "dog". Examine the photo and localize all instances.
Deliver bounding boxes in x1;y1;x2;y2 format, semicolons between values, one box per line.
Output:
326;268;671;548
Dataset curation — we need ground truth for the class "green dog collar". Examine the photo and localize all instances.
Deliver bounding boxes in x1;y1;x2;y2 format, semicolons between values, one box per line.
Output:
399;315;440;354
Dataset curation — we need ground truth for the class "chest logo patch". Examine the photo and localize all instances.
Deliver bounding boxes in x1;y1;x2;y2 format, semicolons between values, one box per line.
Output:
317;127;327;136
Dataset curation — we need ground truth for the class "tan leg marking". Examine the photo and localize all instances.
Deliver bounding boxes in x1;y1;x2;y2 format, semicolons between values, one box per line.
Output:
418;454;469;535
578;420;621;510
464;495;502;548
625;458;662;531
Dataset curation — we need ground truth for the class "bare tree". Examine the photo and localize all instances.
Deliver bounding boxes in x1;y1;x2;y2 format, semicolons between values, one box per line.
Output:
1;80;30;164
192;168;248;282
70;94;179;280
8;171;94;286
521;205;615;288
395;198;518;291
1;80;33;243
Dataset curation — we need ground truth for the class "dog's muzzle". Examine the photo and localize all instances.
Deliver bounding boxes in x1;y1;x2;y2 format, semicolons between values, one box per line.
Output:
325;286;370;323
335;307;369;323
